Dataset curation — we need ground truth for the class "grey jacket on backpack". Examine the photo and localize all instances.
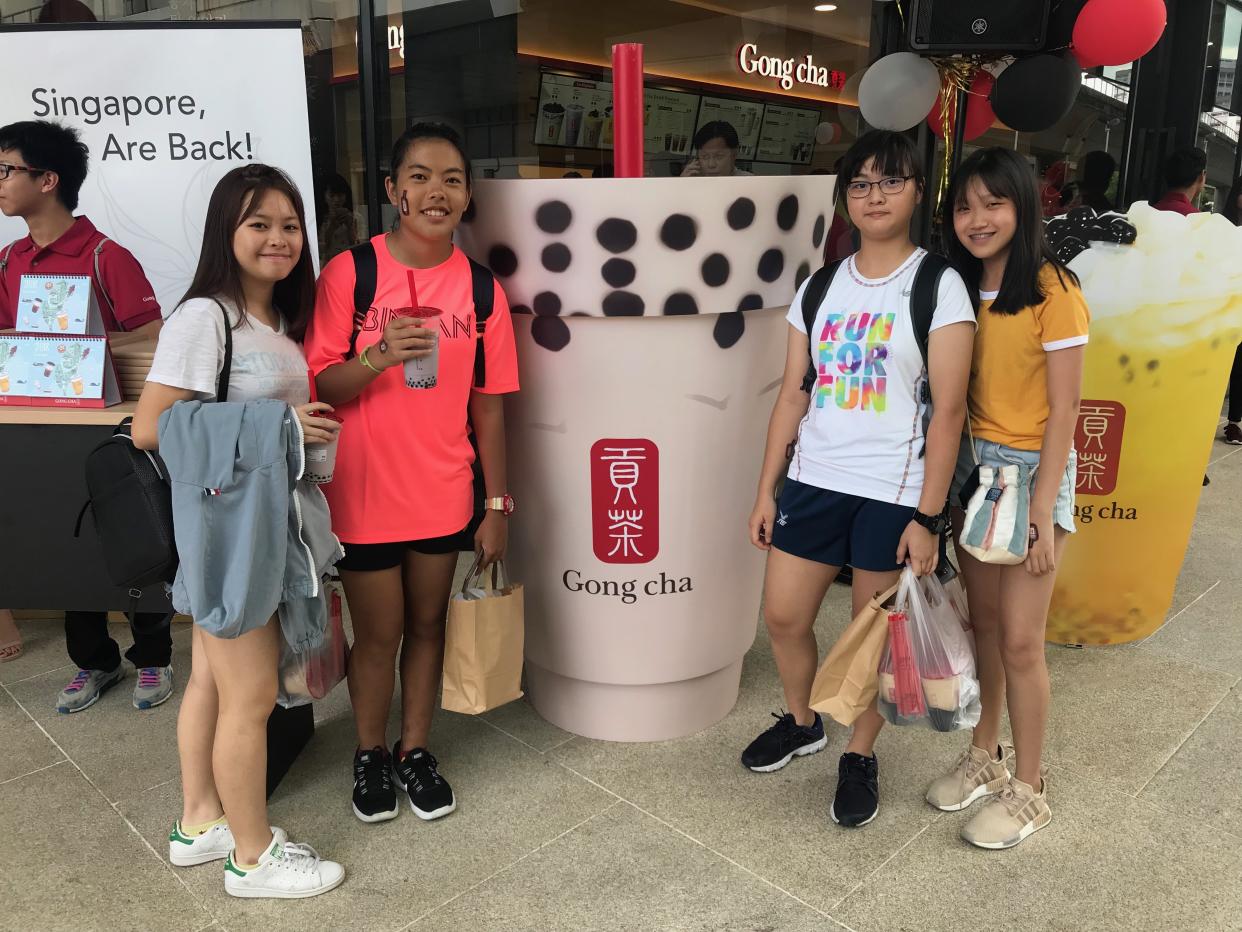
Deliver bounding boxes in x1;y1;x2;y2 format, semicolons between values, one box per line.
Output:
158;399;343;651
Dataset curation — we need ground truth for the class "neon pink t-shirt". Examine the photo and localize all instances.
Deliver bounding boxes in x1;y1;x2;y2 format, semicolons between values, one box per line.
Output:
304;238;519;543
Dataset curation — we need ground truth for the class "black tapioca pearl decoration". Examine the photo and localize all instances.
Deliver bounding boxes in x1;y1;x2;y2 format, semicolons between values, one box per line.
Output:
602;290;645;316
727;197;756;230
776;194;799;231
758;248;785;283
511;304;533;315
596;218;638;254
1109;217;1137;244
532;315;570;351
701;253;730;287
660;214;698;251
533;291;562;317
795;262;811;289
737;293;764;313
663;292;699;316
601;258;636;288
1067;206;1097;223
1054;236;1088;264
535;200;572;234
488;245;518;277
1119;354;1130;366
1146;359;1159;371
812;214;826;248
541;243;572;273
713;312;746;348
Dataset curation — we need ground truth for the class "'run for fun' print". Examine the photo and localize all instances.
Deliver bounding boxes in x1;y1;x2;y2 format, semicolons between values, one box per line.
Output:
815;311;894;411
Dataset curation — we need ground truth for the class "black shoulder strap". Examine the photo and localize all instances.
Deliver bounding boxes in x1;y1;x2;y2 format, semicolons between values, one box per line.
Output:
910;252;950;376
214;300;233;403
0;241;13;272
798;259;844;394
347;241;378;360
468;257;495;389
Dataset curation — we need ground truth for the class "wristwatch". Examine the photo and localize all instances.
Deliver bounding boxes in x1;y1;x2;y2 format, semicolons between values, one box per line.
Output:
485;494;516;517
912;507;949;535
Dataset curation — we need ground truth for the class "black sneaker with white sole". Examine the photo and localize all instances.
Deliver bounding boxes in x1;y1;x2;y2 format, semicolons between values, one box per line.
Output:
352;746;399;823
740;711;827;773
392;744;457;821
831;752;879;828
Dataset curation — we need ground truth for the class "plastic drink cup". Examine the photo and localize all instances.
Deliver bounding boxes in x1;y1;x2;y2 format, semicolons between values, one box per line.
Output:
71;376;83;395
581;110;603;147
304;414;342;484
542;103;565;143
0;374;8;392
393;306;442;389
57;312;69;331
564;104;585;146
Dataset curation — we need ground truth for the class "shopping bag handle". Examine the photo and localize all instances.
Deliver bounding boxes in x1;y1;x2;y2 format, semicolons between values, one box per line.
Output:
461;554;511;594
869;582;900;611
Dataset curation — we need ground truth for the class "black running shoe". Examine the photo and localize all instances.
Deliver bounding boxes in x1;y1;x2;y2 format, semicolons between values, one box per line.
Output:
392;744;457;821
352;746;399;823
831;752;879;828
740;711;827;773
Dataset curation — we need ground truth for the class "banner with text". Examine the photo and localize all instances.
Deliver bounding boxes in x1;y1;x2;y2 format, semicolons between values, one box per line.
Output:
0;23;317;316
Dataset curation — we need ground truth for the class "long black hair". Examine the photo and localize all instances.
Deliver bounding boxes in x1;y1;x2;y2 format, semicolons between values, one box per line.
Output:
835;130;926;218
943;147;1078;315
181;163;316;341
1224;175;1242;226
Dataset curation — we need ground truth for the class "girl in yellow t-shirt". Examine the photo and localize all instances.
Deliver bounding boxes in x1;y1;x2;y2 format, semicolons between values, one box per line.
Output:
928;147;1090;850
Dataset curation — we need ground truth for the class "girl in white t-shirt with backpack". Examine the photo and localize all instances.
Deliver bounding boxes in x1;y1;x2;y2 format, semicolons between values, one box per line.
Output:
745;131;976;829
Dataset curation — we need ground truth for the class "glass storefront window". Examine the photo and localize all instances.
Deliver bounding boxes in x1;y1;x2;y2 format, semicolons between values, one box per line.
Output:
1201;0;1241;210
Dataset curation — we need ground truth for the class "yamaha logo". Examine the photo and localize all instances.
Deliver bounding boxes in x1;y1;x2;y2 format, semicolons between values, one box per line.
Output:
972;17;988;35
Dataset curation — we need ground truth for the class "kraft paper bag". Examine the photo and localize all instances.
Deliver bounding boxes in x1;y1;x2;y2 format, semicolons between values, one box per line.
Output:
809;583;898;727
442;558;525;715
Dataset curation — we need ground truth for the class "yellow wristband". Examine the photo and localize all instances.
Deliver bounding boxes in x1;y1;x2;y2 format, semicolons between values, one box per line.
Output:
359;345;383;374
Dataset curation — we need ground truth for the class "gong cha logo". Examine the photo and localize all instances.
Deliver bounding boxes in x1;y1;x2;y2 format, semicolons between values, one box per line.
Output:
591;439;659;565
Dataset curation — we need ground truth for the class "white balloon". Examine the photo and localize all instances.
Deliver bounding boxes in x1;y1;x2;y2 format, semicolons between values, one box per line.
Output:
858;52;940;131
840;65;867;106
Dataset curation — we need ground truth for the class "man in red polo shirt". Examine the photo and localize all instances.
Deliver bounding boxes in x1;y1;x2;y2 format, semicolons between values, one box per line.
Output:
0;119;173;714
1152;146;1207;216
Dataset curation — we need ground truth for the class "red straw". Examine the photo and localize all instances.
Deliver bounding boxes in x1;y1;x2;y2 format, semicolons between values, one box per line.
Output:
406;270;419;309
612;43;645;179
307;368;318;403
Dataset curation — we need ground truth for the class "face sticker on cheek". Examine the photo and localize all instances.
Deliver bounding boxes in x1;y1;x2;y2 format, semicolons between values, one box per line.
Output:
400;191;410;216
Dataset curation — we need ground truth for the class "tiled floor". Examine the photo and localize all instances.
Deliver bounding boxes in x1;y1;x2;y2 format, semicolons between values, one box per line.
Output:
4;434;1241;932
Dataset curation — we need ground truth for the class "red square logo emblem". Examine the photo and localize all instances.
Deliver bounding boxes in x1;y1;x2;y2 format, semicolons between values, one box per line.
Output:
1074;400;1126;496
591;439;659;564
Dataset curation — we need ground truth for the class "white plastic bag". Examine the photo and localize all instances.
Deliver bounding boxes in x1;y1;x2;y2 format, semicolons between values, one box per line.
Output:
277;578;350;709
877;568;980;731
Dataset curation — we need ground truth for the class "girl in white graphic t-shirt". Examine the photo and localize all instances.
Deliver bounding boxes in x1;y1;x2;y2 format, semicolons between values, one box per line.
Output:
744;131;976;828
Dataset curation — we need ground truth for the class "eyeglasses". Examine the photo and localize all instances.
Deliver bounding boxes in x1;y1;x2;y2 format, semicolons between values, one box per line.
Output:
0;162;46;181
846;176;915;199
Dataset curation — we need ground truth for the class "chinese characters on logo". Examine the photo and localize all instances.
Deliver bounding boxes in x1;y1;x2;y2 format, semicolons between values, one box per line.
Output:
1074;400;1126;496
591;440;659;564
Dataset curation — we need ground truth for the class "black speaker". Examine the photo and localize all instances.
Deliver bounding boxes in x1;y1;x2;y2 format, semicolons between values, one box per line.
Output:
907;0;1050;53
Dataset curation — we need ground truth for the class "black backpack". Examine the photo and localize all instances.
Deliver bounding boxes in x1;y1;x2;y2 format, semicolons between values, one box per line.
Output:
348;242;496;549
76;303;233;616
798;252;950;458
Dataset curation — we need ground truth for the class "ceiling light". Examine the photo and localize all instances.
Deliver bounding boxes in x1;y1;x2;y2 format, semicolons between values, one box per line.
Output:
814;3;838;10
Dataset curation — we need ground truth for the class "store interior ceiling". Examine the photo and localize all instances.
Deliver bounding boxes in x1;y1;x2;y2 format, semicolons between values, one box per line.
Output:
670;0;870;45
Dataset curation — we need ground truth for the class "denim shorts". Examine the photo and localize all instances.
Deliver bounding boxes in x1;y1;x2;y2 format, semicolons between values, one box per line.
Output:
950;438;1077;534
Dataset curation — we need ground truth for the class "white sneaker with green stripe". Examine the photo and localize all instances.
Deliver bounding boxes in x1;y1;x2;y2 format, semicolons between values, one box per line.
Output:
224;828;345;899
169;819;234;866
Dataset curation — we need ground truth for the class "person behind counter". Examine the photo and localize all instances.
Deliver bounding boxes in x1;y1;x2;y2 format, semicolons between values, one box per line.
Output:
681;121;753;178
0;118;173;715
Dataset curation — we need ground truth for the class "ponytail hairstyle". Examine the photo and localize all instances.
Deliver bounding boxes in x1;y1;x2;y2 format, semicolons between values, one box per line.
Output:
181;163;316;340
943;147;1079;315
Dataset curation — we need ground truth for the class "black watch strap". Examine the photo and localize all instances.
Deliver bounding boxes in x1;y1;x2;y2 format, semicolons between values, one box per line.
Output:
913;508;948;534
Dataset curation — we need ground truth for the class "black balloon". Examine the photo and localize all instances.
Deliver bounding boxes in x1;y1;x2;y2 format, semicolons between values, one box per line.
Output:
991;52;1082;133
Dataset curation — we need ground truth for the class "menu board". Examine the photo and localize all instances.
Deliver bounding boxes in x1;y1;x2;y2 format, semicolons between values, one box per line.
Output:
535;74;614;149
695;96;765;160
644;88;700;156
757;104;821;164
535;73;703;155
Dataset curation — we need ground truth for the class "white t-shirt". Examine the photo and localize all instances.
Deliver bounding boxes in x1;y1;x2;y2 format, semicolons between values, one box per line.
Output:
147;297;309;405
786;249;975;506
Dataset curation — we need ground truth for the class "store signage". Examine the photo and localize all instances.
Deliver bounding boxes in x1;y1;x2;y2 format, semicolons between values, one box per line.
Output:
737;43;847;93
591;439;659;564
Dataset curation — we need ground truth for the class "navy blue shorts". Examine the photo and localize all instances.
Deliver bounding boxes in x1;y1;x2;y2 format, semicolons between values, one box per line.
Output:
770;479;916;572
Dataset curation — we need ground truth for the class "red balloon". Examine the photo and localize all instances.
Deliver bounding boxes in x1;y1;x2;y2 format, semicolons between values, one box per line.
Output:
926;70;996;141
1072;0;1166;67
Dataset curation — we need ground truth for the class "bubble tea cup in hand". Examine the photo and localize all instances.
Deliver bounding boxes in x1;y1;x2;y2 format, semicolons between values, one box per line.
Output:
305;413;343;484
393;306;442;389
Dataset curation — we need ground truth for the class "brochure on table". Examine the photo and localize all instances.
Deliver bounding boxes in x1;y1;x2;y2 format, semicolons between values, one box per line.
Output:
756;104;821;164
0;274;121;407
534;73;702;155
696;96;765;161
